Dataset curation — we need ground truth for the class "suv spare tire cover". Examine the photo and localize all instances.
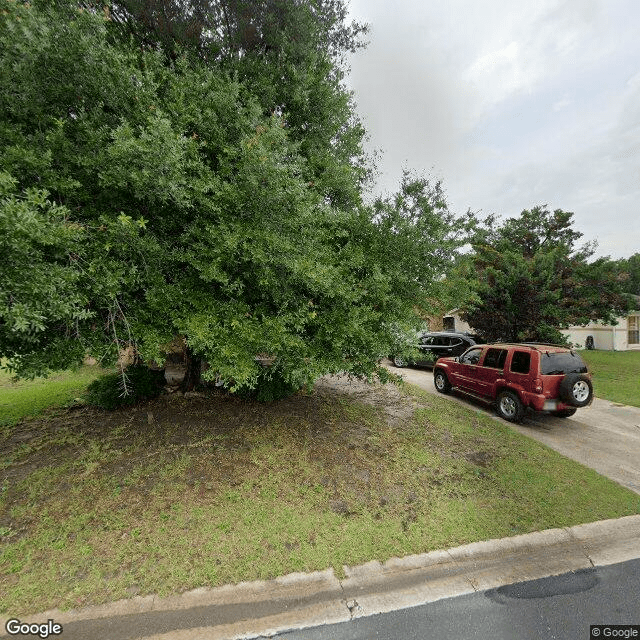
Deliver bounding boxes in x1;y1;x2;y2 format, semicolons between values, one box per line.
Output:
559;373;593;407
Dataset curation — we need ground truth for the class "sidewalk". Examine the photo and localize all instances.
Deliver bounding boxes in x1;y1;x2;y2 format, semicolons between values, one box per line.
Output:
3;515;639;640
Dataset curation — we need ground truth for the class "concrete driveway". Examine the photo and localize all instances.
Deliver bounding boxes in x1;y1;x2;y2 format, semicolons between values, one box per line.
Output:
386;361;640;495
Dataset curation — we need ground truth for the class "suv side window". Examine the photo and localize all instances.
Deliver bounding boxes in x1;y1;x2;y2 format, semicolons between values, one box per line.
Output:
460;347;483;365
510;351;531;374
483;348;507;369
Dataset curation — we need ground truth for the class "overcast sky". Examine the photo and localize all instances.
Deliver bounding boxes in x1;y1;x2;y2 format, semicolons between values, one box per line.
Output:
345;0;639;259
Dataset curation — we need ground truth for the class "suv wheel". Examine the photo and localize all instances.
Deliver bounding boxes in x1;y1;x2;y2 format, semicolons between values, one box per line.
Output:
496;390;524;423
392;356;406;368
559;374;593;407
434;369;451;394
552;408;577;418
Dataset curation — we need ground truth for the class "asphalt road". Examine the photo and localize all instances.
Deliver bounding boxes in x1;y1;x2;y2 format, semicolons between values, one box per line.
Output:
275;558;640;640
387;361;640;495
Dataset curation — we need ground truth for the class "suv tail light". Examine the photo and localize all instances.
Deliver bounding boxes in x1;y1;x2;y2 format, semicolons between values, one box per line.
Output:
533;378;543;393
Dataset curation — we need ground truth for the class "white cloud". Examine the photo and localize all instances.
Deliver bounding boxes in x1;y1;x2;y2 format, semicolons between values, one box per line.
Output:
460;0;608;125
552;96;572;111
346;0;640;257
454;67;640;257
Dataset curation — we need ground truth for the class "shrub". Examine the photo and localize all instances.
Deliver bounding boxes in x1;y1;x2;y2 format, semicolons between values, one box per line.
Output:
84;365;165;410
235;370;302;403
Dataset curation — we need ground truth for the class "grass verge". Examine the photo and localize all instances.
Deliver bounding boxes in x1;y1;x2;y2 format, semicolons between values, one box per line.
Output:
579;349;640;407
1;378;639;616
0;365;105;429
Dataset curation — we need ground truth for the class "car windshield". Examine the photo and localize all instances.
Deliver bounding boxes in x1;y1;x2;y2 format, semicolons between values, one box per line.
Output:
540;352;588;375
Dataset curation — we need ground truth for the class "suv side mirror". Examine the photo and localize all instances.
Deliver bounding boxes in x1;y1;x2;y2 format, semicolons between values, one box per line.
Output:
454;356;459;362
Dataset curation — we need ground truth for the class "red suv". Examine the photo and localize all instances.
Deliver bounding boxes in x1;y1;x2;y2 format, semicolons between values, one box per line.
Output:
433;343;593;423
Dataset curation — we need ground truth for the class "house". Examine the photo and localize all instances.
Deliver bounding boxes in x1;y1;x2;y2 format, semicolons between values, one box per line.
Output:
442;309;474;335
561;295;640;351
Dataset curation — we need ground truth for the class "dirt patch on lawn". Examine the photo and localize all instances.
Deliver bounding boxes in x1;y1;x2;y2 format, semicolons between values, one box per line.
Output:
314;375;420;424
0;375;426;523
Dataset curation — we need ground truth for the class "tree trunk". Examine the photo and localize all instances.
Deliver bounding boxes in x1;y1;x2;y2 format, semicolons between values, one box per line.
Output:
182;347;202;391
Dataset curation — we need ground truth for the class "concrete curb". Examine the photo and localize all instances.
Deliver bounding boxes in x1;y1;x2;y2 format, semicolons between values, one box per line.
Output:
2;515;639;639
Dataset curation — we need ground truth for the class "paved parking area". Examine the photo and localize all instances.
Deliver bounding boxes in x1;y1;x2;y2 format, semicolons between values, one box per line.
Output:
389;362;640;495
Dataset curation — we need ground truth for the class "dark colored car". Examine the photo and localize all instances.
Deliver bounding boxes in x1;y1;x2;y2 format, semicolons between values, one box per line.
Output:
392;331;476;369
433;343;593;423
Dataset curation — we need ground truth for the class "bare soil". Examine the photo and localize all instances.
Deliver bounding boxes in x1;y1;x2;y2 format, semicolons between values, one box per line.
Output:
0;376;425;529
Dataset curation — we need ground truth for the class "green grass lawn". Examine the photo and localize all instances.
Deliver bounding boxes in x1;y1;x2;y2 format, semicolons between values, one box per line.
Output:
0;365;105;429
578;349;640;407
1;378;639;616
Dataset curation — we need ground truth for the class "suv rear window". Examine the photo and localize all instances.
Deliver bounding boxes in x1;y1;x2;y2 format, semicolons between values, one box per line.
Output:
540;352;588;375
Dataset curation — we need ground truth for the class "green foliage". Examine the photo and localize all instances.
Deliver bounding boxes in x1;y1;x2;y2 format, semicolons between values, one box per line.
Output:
614;253;640;296
1;1;467;398
103;0;372;206
84;365;165;410
235;369;304;403
461;206;633;343
0;173;90;376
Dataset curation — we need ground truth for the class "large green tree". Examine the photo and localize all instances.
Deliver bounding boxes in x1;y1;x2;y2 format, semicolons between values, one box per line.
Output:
0;1;465;396
614;253;640;297
100;0;373;209
461;206;634;344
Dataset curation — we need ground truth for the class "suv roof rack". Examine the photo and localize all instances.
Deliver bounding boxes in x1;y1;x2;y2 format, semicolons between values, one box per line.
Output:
517;342;569;348
491;342;571;351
